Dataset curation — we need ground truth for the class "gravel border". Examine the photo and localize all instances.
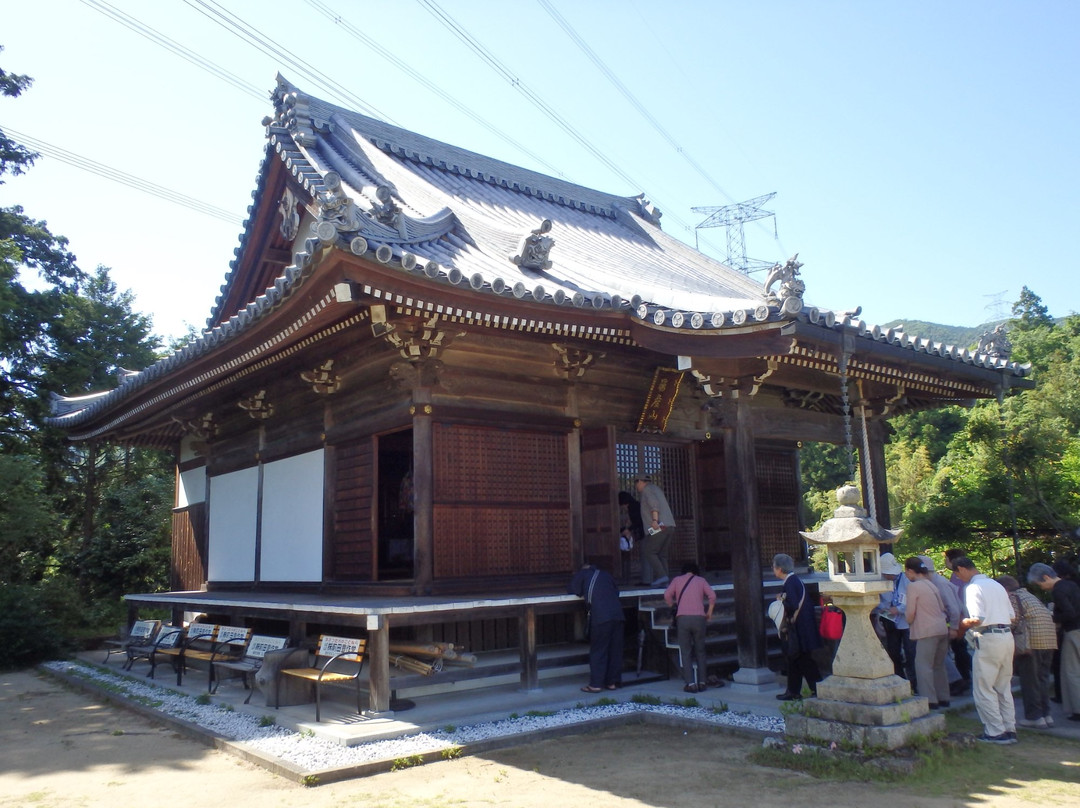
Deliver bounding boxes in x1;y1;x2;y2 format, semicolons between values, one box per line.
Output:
41;659;783;785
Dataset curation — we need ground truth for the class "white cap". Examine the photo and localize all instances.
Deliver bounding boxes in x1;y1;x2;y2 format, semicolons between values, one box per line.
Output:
918;554;936;572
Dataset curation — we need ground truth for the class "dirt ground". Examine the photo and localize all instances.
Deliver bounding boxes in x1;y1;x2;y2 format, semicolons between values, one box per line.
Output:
2;669;1079;808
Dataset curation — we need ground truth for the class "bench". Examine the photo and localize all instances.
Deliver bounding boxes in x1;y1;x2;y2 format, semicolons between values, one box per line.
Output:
210;635;290;703
102;619;160;664
276;634;367;722
124;624;184;673
153;624;251;687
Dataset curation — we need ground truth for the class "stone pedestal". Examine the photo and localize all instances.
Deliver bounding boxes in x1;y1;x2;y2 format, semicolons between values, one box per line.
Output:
784;580;945;750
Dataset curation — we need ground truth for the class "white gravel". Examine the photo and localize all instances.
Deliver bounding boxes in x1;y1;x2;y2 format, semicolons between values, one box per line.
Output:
43;660;783;773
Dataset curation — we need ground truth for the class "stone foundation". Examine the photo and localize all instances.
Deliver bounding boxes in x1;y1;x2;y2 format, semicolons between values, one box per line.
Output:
784;673;945;750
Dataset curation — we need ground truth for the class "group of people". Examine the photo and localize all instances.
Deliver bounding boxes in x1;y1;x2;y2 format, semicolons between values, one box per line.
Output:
871;550;1080;744
571;476;1080;734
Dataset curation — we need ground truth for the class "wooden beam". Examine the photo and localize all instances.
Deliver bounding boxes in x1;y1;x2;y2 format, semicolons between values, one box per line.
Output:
367;615;391;714
721;392;769;672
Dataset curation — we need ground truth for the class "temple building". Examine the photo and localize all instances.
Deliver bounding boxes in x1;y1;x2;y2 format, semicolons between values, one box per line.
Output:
49;76;1030;708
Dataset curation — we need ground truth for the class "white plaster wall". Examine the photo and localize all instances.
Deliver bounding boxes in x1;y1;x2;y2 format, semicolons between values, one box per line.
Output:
207;466;258;581
177;466;206;508
259;450;324;582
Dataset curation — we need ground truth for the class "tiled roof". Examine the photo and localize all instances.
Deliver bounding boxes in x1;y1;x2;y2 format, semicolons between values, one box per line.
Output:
47;77;1030;429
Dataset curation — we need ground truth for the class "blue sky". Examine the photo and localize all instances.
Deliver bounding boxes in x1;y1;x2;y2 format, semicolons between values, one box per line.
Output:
2;0;1077;342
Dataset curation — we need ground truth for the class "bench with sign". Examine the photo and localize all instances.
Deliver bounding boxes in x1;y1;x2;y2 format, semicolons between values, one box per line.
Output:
210;635;290;703
276;635;367;722
155;624;251;687
124;624;184;674
103;619;160;664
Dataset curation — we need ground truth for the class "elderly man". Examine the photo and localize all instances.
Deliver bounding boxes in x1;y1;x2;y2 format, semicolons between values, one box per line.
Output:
1028;561;1080;722
955;557;1017;744
635;476;676;587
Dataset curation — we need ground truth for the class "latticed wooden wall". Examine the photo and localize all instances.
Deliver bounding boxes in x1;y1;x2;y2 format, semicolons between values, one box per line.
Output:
171;503;206;591
615;440;697;563
331;440;374;580
756;447;803;564
433;424;571;578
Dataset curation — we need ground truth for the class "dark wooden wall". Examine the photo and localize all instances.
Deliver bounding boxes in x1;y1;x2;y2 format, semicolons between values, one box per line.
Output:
331;438;374;580
432;423;572;577
171;503;206;591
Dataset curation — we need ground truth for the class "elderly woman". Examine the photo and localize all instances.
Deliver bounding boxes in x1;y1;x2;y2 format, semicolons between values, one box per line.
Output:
998;572;1058;728
904;556;950;708
772;553;822;700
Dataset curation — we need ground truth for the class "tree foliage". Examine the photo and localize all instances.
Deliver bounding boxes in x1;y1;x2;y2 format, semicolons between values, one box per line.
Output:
0;53;173;659
801;287;1079;576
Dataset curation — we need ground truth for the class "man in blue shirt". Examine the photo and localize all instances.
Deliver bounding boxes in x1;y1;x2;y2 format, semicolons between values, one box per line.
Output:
568;564;625;692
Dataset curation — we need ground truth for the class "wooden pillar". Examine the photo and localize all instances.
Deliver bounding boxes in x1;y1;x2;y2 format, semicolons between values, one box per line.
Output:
412;388;434;595
367;614;392;714
519;605;539;691
721;390;772;684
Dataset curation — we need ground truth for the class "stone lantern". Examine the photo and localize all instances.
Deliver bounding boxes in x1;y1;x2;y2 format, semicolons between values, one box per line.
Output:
784;484;945;750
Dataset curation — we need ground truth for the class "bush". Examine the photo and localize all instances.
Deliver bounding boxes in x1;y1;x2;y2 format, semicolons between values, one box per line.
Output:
0;582;73;669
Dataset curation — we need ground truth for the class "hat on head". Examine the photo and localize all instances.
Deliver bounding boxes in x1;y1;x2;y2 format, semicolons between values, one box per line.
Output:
635;476;651;483
918;555;936;572
879;552;903;576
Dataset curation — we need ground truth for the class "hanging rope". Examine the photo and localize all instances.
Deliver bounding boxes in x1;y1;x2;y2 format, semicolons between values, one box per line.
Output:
858;380;877;523
838;351;855;481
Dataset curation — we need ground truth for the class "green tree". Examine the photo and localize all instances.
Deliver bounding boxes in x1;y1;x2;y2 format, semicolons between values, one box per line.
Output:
1011;285;1054;331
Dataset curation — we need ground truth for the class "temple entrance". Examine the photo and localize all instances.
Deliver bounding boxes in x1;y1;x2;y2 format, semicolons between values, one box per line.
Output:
377;428;414;580
615;439;698;571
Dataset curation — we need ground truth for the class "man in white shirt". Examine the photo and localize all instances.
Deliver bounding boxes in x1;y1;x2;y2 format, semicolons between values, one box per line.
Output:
955;557;1017;744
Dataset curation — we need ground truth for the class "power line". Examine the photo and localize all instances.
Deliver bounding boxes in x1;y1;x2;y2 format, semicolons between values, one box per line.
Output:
1;125;242;224
301;0;569;179
79;0;267;103
537;0;735;205
415;0;706;237
181;0;399;125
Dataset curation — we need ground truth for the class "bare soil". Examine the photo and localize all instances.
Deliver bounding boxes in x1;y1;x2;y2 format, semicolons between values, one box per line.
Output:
1;669;1078;808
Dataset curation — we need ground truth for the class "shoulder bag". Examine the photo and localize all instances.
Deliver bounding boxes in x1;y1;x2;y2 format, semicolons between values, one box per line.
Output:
671;576;694;632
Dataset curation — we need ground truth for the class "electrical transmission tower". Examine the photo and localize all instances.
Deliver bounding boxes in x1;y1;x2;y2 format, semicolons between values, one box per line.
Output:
983;290;1009;322
692;192;777;274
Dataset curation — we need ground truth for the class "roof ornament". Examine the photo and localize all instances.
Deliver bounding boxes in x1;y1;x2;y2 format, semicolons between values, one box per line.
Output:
631;194;663;226
511;220;555;271
977;323;1012;359
369;185;406;238
315;171;363;239
278;188;300;242
763;253;805;315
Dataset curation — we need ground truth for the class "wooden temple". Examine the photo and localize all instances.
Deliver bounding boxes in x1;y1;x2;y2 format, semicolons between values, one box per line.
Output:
49;76;1031;706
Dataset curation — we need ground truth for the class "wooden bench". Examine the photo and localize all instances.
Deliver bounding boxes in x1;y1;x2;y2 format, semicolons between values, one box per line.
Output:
102;619;159;664
210;635;289;703
124;624;184;674
276;635;367;722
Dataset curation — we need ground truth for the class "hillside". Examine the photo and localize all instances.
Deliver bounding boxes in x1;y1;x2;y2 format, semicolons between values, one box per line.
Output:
879;319;1003;350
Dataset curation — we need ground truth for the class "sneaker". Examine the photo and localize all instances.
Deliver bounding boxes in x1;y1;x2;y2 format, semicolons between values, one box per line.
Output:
1044;716;1055;727
1018;717;1048;729
1004;731;1018;742
977;732;1013;745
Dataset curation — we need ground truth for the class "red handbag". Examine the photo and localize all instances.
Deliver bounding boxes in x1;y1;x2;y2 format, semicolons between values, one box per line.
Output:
819;599;844;641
